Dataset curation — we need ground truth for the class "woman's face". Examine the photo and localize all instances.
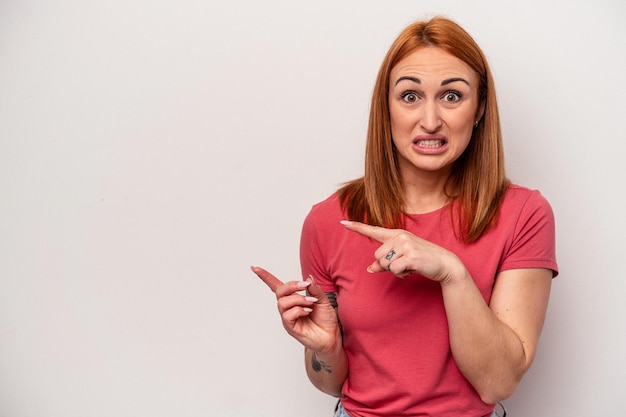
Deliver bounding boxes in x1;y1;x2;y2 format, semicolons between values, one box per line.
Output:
388;47;482;181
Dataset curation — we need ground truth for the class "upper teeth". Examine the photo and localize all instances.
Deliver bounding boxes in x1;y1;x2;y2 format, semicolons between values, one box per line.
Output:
417;140;444;147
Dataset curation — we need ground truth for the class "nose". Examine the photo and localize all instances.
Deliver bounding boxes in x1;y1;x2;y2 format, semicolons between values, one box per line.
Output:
419;101;442;132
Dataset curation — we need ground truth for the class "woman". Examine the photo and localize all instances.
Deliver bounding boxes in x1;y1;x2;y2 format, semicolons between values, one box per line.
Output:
252;16;557;417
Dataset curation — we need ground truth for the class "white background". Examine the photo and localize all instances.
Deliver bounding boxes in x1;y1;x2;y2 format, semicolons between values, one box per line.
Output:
1;0;625;416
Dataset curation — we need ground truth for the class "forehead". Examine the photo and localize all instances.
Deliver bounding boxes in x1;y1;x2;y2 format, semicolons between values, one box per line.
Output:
390;47;477;83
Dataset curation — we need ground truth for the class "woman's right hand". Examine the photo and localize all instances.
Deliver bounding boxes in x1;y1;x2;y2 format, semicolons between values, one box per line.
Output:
251;266;341;353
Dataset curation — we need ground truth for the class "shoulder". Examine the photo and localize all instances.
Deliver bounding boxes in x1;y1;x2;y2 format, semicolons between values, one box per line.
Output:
306;193;345;222
500;184;556;248
301;193;346;236
497;184;558;276
500;184;554;219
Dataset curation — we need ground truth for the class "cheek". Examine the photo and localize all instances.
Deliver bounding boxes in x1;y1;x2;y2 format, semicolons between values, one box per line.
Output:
389;107;415;136
453;126;475;150
449;110;477;137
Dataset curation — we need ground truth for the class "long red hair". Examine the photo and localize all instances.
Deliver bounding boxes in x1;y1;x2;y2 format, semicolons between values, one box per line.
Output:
338;16;509;242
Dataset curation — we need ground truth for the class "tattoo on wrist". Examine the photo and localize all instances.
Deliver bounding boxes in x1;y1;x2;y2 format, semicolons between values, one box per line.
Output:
311;351;332;373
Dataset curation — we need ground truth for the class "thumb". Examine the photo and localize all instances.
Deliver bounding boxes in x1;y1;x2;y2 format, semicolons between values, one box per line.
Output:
367;262;386;273
303;275;330;304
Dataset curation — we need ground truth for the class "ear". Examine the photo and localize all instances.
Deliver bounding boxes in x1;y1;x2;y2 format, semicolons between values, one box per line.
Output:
475;101;486;124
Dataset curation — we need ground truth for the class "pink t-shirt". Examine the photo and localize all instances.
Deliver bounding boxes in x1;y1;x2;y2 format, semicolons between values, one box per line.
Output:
299;185;558;417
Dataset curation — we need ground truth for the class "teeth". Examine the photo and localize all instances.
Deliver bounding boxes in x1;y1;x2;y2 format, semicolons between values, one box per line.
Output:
416;140;444;147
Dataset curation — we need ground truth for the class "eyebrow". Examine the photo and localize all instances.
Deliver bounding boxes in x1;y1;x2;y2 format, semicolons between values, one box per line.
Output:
394;76;470;86
395;76;421;86
441;77;470;86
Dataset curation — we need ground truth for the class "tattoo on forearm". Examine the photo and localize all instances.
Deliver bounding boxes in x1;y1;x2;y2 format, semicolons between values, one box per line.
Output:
325;292;338;309
311;351;332;373
310;291;340;374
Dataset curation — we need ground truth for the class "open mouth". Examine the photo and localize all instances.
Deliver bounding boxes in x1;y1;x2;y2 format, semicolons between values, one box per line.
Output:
412;134;449;154
414;139;446;147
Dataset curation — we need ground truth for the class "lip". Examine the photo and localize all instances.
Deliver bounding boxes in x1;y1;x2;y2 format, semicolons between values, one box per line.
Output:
412;134;449;155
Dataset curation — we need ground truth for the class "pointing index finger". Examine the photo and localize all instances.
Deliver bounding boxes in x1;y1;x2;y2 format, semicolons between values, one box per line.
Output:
340;220;394;243
250;266;284;293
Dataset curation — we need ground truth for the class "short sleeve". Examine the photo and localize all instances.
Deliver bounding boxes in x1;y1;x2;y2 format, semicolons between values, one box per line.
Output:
299;205;339;292
500;190;558;277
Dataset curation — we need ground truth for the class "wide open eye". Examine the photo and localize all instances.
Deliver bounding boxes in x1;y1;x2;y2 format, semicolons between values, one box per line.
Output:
401;92;419;103
442;91;462;103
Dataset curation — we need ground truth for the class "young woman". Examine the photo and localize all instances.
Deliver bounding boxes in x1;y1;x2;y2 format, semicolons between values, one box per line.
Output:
253;16;557;417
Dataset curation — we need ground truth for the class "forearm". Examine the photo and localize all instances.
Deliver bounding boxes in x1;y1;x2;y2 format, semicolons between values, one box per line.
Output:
305;343;348;397
440;272;529;403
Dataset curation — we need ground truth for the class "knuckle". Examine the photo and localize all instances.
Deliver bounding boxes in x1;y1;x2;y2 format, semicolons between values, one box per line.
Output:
396;232;411;243
276;296;292;312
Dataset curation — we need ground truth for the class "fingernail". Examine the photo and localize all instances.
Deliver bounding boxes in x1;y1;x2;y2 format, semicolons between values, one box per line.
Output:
366;266;375;273
303;307;313;313
340;220;353;226
297;281;311;289
305;296;318;303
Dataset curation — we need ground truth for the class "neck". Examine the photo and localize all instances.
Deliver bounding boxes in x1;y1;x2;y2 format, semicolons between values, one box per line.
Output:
400;168;452;215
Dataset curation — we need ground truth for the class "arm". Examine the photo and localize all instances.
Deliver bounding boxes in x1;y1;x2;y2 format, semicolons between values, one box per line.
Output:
441;266;552;403
339;221;553;404
251;267;348;397
304;292;348;397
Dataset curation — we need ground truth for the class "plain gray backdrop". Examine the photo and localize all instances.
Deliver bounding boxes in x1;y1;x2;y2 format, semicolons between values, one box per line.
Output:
1;0;625;416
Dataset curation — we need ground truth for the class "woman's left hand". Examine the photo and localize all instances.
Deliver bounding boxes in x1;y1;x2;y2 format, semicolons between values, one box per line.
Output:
340;220;465;284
